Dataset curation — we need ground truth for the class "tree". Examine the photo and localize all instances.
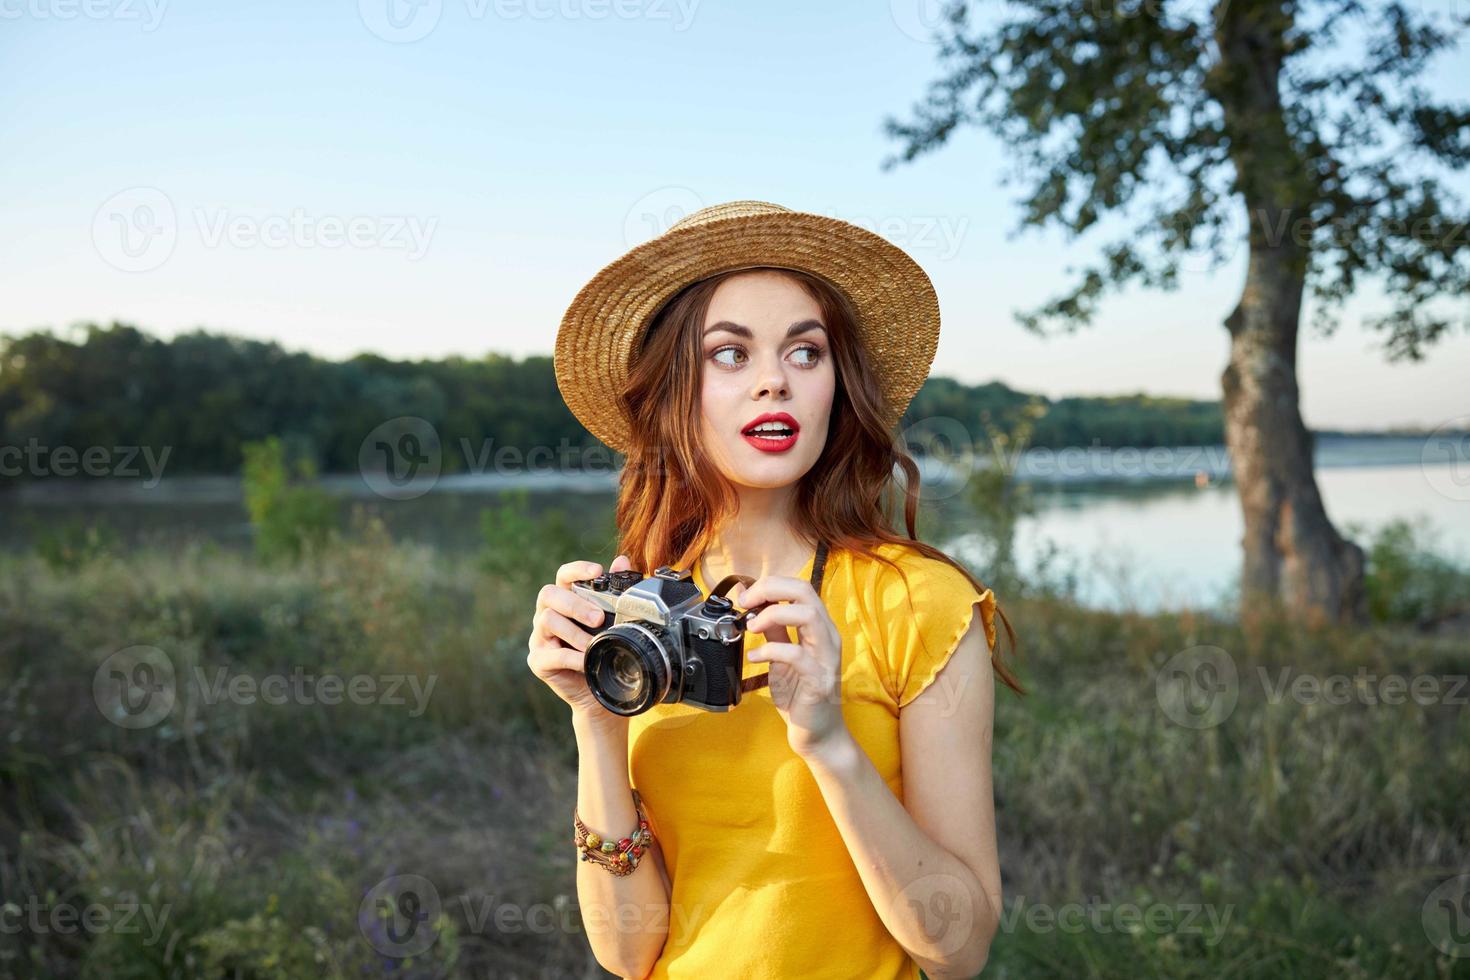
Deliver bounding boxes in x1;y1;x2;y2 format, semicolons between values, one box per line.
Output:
883;0;1469;625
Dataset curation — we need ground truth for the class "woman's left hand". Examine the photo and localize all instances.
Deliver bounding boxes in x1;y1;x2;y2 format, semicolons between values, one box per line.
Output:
733;575;850;762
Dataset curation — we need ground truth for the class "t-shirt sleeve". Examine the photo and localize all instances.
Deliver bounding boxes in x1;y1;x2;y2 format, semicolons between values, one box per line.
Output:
876;553;998;709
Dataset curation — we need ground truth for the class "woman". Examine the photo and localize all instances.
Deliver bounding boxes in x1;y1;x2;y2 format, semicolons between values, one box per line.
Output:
528;201;1023;979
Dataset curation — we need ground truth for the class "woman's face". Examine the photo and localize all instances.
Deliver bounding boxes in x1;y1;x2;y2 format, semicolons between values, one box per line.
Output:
698;270;836;490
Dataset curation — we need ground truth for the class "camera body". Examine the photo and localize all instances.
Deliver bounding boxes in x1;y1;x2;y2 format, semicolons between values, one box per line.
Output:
570;564;754;716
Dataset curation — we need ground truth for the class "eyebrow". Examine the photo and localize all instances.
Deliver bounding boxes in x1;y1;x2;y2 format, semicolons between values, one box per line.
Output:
702;318;827;340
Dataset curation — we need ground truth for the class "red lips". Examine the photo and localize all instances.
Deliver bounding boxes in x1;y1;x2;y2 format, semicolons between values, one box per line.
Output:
741;412;800;453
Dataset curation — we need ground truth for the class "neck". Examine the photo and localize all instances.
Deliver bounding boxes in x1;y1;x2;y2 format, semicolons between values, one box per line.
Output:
701;484;815;581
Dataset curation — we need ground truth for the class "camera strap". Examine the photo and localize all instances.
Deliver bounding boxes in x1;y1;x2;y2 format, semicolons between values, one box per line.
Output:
718;540;828;695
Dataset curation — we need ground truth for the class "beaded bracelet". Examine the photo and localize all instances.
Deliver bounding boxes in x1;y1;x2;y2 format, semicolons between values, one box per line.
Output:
573;789;654;876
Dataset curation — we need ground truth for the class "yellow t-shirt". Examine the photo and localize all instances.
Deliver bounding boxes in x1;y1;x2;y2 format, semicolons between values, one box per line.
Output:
627;540;998;979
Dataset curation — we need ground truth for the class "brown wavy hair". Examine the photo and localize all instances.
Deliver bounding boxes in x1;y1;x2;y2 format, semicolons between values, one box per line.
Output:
613;266;1023;696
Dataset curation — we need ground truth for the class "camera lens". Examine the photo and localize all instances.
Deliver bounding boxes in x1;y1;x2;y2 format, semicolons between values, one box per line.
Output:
584;623;674;716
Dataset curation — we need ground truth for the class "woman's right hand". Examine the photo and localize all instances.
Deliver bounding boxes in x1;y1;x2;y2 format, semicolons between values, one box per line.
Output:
527;555;635;726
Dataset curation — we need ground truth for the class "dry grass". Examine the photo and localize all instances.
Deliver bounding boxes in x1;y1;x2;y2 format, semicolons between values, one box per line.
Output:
1;522;1467;978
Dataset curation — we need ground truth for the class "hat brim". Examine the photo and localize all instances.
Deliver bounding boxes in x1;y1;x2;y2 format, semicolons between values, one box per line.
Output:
555;208;940;455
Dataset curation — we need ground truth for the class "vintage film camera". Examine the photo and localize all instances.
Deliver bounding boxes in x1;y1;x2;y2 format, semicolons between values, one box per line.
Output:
570;563;765;716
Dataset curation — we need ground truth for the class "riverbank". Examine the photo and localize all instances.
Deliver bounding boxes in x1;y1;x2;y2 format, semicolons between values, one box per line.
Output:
6;442;1467;618
6;433;1463;505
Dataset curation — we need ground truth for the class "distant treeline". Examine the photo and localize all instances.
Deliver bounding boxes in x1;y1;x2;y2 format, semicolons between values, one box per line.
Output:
0;322;1394;478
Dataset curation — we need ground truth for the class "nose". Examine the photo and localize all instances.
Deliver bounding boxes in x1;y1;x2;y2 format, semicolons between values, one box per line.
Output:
751;359;790;402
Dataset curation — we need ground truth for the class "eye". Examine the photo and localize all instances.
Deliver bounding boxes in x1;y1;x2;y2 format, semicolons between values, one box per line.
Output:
791;344;823;367
708;343;824;369
711;345;746;367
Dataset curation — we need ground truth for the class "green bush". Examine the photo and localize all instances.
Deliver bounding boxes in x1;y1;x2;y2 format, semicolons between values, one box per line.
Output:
1358;516;1470;626
29;519;119;572
477;486;582;593
240;437;338;563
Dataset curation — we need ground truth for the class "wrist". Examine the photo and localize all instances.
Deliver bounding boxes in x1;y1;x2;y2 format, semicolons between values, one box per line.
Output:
797;727;860;776
573;707;629;739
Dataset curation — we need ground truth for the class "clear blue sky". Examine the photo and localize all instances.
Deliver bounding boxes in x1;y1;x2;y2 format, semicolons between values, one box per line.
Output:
2;0;1466;430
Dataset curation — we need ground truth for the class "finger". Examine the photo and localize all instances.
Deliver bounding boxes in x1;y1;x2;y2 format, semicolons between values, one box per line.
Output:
555;561;604;588
536;583;607;630
746;641;813;670
530;606;593;652
737;575;816;610
609;553;633;573
748;643;839;699
745;603;818;636
527;639;585;676
746;643;829;681
534;608;594;652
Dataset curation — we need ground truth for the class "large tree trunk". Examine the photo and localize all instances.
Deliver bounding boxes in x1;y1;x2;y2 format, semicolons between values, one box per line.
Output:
1221;251;1366;626
1211;0;1367;626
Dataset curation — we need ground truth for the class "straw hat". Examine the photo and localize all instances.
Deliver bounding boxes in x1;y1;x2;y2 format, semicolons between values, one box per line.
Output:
554;200;941;454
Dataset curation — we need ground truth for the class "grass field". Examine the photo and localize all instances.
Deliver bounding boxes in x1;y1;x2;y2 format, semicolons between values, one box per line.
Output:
1;504;1467;978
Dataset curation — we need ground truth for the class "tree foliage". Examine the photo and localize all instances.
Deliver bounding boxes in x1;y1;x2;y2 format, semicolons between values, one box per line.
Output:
883;0;1469;358
0;323;595;477
0;324;1239;481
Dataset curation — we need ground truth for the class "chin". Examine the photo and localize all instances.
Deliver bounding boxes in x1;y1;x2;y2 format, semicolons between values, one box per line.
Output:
725;451;817;488
731;473;800;490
